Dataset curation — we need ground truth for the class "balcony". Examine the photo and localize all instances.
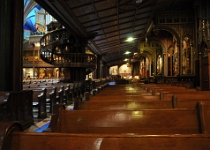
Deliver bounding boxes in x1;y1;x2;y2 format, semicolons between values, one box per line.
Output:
39;28;97;72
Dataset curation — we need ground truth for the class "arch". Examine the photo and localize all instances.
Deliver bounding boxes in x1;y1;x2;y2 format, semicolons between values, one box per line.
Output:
152;25;180;45
138;41;164;77
147;38;167;53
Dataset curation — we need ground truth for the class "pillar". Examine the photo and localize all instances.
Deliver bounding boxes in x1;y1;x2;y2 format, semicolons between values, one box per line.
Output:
208;52;210;90
199;52;203;90
96;55;101;79
103;63;108;78
163;53;167;76
0;0;23;91
69;68;86;82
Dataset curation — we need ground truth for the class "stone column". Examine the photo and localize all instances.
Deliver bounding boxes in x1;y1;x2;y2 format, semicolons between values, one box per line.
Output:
0;0;23;91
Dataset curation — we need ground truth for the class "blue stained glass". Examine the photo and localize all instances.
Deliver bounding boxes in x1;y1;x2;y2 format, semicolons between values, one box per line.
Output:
24;15;37;32
24;4;41;32
36;5;42;10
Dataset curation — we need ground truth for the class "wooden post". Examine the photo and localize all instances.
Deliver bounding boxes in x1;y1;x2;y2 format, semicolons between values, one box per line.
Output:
0;0;23;91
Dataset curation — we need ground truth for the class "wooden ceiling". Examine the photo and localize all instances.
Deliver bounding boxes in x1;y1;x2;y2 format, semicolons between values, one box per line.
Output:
35;0;194;66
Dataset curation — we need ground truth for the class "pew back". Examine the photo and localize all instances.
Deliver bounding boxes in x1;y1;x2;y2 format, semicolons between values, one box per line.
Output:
0;91;34;129
8;132;210;150
54;108;203;134
80;100;173;110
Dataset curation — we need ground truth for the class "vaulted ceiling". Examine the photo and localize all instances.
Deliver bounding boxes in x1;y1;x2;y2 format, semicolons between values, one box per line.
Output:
35;0;194;66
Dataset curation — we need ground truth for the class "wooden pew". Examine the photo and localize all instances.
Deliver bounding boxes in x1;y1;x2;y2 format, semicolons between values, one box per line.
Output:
46;102;207;134
7;133;210;150
88;84;210;105
24;82;75;106
0;91;34;130
53;83;75;105
80;100;173;110
63;84;71;105
89;95;160;101
141;83;194;94
45;104;66;132
140;83;184;90
172;99;210;109
73;82;85;99
46;87;57;113
2;121;210;150
151;86;197;95
140;83;209;100
90;86;153;97
32;88;47;118
161;91;210;101
24;86;57;113
55;85;64;104
96;91;152;96
87;84;183;102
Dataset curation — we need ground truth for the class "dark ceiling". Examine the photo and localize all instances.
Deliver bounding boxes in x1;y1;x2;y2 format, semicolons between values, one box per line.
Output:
35;0;194;66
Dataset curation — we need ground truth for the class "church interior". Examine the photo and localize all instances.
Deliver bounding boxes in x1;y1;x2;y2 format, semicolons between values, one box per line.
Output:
1;0;210;149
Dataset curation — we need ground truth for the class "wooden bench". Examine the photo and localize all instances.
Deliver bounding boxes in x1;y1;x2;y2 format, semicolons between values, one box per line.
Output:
24;86;57;113
55;85;64;104
32;88;47;118
89;95;160;101
24;82;75;105
80;100;173;110
73;81;85;99
140;83;184;90
141;83;208;100
161;91;210;101
90;86;153;97
0;91;34;130
170;80;194;88
63;84;71;105
97;91;151;96
151;86;197;95
172;99;210;109
2;121;210;150
7;133;210;150
140;85;210;107
49;83;74;105
46;87;57;113
80;96;210;111
46;102;207;134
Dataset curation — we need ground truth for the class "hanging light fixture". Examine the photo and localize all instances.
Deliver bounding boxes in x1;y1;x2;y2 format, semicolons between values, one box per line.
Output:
124;51;131;54
125;37;137;42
